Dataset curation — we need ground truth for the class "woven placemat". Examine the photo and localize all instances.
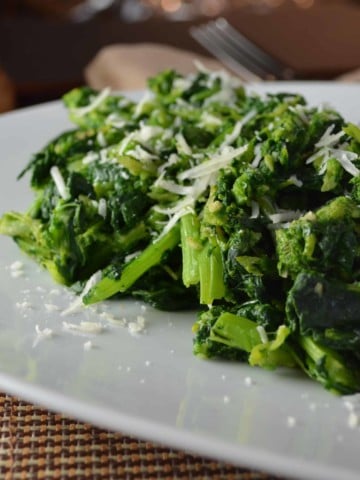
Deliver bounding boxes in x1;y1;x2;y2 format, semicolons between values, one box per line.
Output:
0;393;286;480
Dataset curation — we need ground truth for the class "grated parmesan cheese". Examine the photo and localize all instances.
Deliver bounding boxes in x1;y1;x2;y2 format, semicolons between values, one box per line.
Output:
16;301;32;310
256;325;269;344
97;131;106;148
50;166;70;200
134;91;153;118
82;151;99;165
348;412;360;429
35;324;54;339
44;303;60;312
156;206;193;238
72;87;111;118
119;124;163;156
173;77;193;92
315;124;345;149
343;394;360;429
198;112;222;127
286;416;297;428
11;270;24;278
10;261;24;271
98;198;107;219
250;201;260;219
99;311;127;326
128;315;146;335
203;88;237;107
268;210;303;224
158;153;180;175
288;104;309;123
306;126;359;177
154;174;195;196
83;340;93;351
251;143;263;169
61;270;102;315
127;145;157;162
220;110;256;149
178;145;248;181
175;132;192;155
244;376;255;387
118;131;135;155
288;175;303;188
105;113;126;129
62;321;103;334
137;124;164;143
314;282;323;297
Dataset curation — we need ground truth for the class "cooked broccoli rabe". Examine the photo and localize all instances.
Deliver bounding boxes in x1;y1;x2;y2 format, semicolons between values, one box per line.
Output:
2;67;360;394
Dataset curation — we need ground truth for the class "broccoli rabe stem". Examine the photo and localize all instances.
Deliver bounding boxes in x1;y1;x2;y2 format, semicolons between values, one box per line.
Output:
193;309;297;368
249;325;296;370
344;123;360;143
181;214;226;304
180;212;201;287
83;225;180;304
294;336;360;395
198;237;226;305
210;312;262;352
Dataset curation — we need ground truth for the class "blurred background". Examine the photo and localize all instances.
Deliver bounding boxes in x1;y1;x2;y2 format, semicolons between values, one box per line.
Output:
0;0;359;111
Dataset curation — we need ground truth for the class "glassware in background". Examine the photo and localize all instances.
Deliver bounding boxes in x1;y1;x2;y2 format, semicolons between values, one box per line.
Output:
117;0;320;23
120;0;229;22
71;0;116;22
6;0;356;23
3;0;116;20
230;0;315;8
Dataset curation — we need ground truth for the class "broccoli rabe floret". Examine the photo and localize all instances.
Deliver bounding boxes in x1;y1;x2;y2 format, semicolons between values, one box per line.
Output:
63;87;135;129
276;196;360;281
0;196;148;285
18;129;97;188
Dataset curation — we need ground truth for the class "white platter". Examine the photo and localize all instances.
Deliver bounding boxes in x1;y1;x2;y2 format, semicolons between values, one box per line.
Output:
0;83;360;480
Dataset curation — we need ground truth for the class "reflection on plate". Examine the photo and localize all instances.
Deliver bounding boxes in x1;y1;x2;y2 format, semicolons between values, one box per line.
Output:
0;84;360;480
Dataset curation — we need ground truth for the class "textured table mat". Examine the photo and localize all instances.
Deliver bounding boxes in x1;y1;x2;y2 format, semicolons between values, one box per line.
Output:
0;393;286;480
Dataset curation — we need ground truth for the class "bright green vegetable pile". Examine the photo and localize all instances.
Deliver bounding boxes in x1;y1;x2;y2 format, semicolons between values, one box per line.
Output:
2;68;360;394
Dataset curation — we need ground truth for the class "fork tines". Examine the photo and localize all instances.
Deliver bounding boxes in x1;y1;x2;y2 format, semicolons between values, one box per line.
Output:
190;18;295;81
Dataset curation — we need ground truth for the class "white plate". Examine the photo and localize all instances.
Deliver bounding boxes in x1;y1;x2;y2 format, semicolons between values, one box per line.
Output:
0;83;360;480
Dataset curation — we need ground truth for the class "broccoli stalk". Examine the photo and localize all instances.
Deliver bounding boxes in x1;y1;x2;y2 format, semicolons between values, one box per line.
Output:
198;236;226;305
294;336;360;395
83;226;180;304
181;206;226;305
208;311;262;352
193;309;296;369
180;212;201;287
249;325;296;370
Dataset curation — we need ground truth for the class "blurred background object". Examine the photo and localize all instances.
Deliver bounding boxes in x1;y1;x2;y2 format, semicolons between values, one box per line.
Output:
0;0;359;108
84;43;223;89
0;67;15;113
3;0;359;20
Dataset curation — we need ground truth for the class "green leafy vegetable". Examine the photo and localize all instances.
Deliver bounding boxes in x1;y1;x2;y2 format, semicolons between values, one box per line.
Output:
2;68;360;394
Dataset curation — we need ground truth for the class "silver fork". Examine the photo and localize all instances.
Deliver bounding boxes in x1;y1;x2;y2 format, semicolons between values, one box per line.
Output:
190;17;295;82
